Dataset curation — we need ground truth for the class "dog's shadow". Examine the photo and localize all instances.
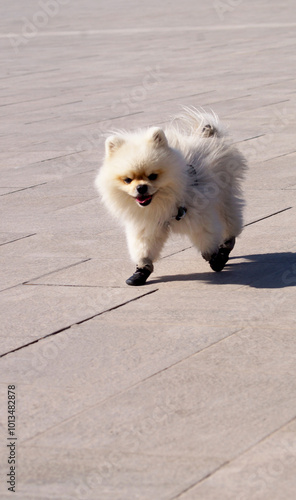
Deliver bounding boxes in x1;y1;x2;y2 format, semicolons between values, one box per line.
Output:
149;252;296;289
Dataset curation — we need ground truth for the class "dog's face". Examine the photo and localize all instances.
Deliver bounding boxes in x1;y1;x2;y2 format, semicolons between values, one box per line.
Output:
103;127;174;208
120;171;159;207
97;126;187;223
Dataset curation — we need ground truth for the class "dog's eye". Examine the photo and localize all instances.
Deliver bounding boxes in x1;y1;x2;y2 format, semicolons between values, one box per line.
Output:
148;173;158;181
123;178;132;184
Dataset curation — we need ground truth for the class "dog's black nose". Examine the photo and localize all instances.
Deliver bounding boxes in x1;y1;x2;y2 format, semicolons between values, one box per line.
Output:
137;184;148;195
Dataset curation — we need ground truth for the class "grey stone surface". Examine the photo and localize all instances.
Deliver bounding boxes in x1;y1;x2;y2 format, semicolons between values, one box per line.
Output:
0;284;155;353
1;0;296;498
178;418;296;500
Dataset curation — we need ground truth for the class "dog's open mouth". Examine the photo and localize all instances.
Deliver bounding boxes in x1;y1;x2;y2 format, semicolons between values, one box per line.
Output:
136;194;153;206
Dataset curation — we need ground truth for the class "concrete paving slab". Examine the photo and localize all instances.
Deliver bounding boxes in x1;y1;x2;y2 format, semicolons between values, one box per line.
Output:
0;195;109;234
244;190;294;226
71;274;296;333
1;228;128;260
0;154;98;188
3;326;295;499
178;418;296;500
0;254;89;291
0;284;155;354
0;314;238;438
244;154;296;191
0;232;35;246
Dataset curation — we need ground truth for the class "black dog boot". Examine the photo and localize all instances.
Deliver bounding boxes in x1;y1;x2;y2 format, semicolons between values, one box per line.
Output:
126;265;152;286
209;237;236;272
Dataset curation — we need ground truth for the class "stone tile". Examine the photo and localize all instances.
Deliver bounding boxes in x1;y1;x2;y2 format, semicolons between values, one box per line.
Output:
244;190;294;226
0;306;239;437
244;153;296;191
0;283;153;353
0;192;111;234
178;419;296;500
3;326;295;499
0;254;88;291
0;232;35;246
1;228;128;260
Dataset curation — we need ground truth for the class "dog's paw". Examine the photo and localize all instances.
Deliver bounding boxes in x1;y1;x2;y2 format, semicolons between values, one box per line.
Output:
126;266;152;286
208;237;236;272
209;250;229;272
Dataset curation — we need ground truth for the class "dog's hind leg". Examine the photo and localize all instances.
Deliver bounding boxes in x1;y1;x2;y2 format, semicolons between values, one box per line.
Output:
204;236;236;272
190;223;226;271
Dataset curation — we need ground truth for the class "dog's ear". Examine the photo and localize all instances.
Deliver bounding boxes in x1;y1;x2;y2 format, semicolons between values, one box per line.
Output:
105;135;124;157
147;127;168;148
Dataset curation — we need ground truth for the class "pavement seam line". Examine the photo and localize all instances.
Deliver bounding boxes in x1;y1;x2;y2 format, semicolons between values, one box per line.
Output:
0;183;47;196
0;233;36;246
28;151;83;165
76;288;158;326
129;327;246;390
171;413;296;499
0;288;158;359
244;206;292;227
263;150;296;161
22;325;245;445
23;258;92;285
161;246;193;259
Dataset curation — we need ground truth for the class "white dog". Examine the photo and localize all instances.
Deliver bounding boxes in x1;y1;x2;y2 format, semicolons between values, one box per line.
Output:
95;108;247;285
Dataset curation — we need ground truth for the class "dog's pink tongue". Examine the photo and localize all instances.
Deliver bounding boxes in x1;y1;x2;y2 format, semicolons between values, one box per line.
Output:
137;195;152;204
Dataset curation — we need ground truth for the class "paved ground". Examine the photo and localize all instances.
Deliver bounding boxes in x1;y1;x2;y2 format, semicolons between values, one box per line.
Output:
1;1;296;498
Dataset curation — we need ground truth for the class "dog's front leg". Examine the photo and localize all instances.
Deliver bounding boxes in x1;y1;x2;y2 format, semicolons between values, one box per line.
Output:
125;224;168;285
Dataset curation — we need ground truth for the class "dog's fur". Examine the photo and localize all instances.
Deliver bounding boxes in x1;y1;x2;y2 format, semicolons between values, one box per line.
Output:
95;107;247;283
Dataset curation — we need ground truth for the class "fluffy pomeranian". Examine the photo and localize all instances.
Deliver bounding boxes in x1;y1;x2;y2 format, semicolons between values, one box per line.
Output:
95;108;247;286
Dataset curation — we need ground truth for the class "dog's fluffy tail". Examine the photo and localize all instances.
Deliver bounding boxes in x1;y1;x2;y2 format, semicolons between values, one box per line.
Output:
175;106;227;138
